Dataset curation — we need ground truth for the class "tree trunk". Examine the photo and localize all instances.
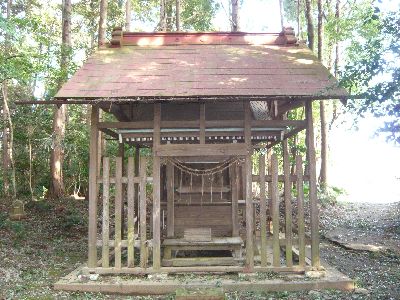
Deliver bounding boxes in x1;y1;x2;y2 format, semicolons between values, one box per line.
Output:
160;0;167;31
334;0;340;77
2;0;16;199
175;0;180;31
125;0;131;31
98;0;108;46
50;0;71;198
317;0;328;187
279;0;284;29
231;0;239;31
304;0;314;51
297;0;300;37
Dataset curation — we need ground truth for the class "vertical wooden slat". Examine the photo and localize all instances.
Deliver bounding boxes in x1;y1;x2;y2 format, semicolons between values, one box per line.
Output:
283;139;293;267
101;157;110;268
139;156;147;268
118;143;125;239
244;102;254;271
127;156;135;267
230;164;239;237
134;146;140;227
271;154;280;267
200;103;205;144
259;154;267;267
114;157;123;269
296;155;306;267
88;105;99;268
266;148;272;234
166;162;175;237
152;103;161;270
305;101;320;268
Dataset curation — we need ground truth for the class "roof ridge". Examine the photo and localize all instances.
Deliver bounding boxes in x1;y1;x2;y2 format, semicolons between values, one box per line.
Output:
109;28;298;48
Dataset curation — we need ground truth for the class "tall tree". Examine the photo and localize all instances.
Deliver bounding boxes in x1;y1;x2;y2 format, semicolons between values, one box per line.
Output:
176;0;181;31
317;0;328;186
49;0;71;198
98;0;108;46
160;0;167;30
304;0;314;50
231;0;239;31
279;0;284;29
125;0;132;31
2;0;13;198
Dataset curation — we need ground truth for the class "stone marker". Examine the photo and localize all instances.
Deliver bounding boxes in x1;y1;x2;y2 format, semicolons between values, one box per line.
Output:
10;200;26;221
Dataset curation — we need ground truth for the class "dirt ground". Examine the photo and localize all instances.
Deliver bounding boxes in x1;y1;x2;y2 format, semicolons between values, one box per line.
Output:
0;198;399;299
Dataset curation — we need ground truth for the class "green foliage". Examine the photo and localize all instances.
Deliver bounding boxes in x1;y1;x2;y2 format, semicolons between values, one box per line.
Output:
181;0;220;31
59;207;86;230
26;200;54;213
318;184;346;207
341;7;400;143
0;211;8;229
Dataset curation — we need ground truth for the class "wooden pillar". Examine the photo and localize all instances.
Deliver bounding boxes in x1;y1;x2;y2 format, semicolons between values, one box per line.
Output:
305;101;320;268
139;156;147;268
127;156;135;267
259;154;267;267
271;154;280;267
283;138;293;267
244;102;254;271
200;103;205;144
152;103;161;270
88;105;99;268
166;162;174;237
101;157;110;268
230;164;239;237
296;155;306;268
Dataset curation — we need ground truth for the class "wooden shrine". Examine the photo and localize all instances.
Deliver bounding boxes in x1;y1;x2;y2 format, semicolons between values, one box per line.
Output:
33;30;349;279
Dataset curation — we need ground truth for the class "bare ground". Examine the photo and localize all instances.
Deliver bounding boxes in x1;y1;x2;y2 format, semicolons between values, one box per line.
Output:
0;198;399;299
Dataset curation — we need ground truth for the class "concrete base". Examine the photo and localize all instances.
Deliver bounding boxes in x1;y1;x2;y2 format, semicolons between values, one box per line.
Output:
54;263;354;295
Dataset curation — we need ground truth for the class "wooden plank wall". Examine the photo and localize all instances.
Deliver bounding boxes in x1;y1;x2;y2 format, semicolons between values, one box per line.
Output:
97;155;149;270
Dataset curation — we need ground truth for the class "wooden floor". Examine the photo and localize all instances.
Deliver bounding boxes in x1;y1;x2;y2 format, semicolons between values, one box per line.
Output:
54;261;354;295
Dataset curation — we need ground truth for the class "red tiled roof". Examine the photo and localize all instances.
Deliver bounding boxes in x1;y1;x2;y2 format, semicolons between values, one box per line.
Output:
55;31;348;100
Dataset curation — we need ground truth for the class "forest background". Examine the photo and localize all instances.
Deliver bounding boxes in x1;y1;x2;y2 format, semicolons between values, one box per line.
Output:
0;0;399;203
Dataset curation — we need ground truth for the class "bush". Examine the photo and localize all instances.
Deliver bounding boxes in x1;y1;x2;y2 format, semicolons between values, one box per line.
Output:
60;208;85;230
0;211;8;229
318;185;346;207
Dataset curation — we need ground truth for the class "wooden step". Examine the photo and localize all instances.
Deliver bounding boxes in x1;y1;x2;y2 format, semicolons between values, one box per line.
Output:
162;257;241;267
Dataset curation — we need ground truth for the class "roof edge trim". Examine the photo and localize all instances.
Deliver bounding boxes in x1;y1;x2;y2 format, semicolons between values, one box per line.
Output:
110;27;297;47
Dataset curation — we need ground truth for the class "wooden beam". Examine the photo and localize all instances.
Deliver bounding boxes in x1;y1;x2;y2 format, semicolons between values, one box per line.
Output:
98;119;304;130
88;105;99;268
155;143;248;157
244;102;254;272
252;174;310;182
305;101;320;269
277;100;305;115
152;103;161;270
166;162;174;238
99;127;119;139
200;104;205;144
267;122;307;149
